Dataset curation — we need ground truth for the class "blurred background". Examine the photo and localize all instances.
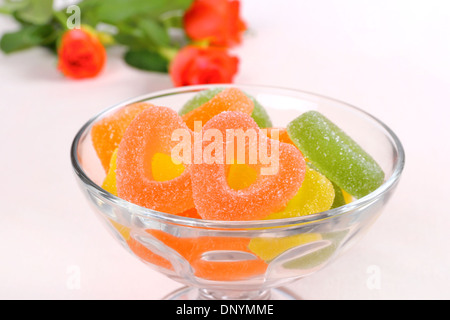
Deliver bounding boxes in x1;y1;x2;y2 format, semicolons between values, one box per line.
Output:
0;0;449;299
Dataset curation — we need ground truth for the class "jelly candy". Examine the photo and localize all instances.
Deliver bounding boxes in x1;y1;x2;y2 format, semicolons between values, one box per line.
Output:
180;87;273;128
283;230;349;270
190;111;306;221
264;127;296;146
330;182;347;209
265;167;335;219
116;106;195;214
151;153;185;182
287;111;385;198
227;164;258;190
179;87;224;115
102;148;119;196
127;236;173;270
248;233;322;262
102;147;201;218
181;88;272;130
147;230;268;281
92;102;152;172
182;88;254;131
250;97;273;128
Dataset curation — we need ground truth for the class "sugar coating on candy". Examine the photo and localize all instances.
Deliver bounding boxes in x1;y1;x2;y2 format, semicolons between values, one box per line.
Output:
179;87;224;116
182;88;254;131
266;167;335;219
180;87;273;128
264;127;295;145
147;230;268;281
250;97;273;128
116;106;195;214
92;102;153;172
248;233;322;262
287;111;385;199
191;111;306;221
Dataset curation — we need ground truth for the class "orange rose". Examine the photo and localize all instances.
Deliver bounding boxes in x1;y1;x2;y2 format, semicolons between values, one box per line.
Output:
57;28;107;79
169;45;239;87
184;0;247;48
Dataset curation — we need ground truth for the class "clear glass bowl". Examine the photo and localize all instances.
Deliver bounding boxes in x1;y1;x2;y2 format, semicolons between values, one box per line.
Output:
70;85;405;300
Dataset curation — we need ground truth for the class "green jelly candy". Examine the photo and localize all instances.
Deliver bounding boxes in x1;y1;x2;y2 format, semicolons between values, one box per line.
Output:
287;111;385;199
180;88;273;128
330;181;346;209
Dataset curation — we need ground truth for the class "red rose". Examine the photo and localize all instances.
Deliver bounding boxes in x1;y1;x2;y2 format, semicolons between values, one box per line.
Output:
57;28;107;79
169;45;239;87
184;0;247;48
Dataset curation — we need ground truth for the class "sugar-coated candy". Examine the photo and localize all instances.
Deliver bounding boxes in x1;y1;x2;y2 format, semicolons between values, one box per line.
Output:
264;127;296;146
102;148;119;196
191;111;306;221
180;87;273;128
181;88;254;131
227;164;258;190
151;153;185;182
147;230;268;281
287;111;385;199
127;236;173;270
248;233;322;262
330;181;347;209
265;167;335;219
283;230;348;270
92;102;152;172
116;106;195;214
109;219;131;241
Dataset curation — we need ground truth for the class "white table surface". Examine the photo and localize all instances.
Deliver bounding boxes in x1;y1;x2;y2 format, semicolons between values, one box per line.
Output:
1;0;449;300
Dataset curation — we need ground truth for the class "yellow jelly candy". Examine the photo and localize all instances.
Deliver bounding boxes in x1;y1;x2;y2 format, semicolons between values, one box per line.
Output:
109;219;131;242
151;153;185;182
248;233;322;262
265;167;335;219
342;189;353;204
227;164;258;190
101;150;131;241
102;148;119;196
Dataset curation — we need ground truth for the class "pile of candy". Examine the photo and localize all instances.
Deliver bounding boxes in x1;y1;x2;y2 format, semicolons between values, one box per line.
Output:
93;87;384;221
91;87;385;280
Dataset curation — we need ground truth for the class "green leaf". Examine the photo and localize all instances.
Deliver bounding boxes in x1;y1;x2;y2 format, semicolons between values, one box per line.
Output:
0;0;30;15
15;0;54;25
0;24;56;53
124;50;169;73
91;0;194;24
138;19;170;48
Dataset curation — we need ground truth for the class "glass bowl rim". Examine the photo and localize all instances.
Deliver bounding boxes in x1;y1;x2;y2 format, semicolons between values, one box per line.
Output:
70;84;405;229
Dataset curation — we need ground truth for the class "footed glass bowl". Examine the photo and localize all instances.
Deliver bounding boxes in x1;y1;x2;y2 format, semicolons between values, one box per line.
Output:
70;85;405;300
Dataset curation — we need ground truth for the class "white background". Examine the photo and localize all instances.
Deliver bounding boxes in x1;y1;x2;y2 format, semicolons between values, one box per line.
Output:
0;0;449;299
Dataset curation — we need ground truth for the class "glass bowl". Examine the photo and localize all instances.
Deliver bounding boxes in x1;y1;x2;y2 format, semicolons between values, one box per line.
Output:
70;85;405;300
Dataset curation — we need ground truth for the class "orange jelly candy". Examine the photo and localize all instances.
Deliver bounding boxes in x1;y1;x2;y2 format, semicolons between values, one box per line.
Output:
116;106;195;214
191;111;306;221
264;127;296;146
147;230;268;281
127;236;173;270
92;102;152;172
182;88;254;131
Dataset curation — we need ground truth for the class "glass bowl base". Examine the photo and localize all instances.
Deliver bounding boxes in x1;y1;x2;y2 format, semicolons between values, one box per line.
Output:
163;286;302;300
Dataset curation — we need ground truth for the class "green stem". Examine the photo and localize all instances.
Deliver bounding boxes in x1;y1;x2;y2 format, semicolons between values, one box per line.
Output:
53;10;69;30
158;46;178;62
